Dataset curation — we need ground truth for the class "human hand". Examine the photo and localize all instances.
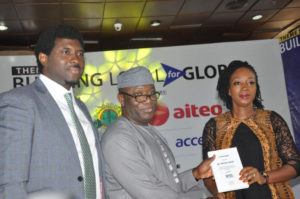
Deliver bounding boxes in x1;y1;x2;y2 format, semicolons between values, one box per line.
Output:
213;193;225;199
193;155;216;180
239;166;266;185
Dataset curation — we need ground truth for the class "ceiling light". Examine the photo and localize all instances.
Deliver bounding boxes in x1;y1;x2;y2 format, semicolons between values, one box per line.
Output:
84;40;99;44
131;37;163;41
0;25;8;31
252;15;263;20
170;24;202;29
150;20;161;27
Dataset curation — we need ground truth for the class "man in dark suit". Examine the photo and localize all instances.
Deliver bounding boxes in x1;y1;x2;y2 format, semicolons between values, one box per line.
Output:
0;24;106;199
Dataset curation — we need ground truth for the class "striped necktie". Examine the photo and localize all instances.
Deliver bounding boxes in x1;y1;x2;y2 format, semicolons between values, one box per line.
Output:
65;93;96;199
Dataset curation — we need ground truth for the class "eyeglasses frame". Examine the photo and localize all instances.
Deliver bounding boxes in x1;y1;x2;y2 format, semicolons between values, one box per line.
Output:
119;91;160;103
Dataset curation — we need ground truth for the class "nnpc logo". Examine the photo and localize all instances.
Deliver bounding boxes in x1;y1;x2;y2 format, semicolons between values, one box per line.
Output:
161;63;227;87
94;103;122;132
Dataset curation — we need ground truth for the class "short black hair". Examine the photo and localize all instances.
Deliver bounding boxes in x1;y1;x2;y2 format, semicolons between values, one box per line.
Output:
217;60;264;110
34;24;84;74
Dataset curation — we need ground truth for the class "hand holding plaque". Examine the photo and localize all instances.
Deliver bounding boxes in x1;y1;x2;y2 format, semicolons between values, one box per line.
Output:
207;147;249;193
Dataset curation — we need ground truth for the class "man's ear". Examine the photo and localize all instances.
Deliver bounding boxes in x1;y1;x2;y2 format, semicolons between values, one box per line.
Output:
117;94;124;107
39;52;48;67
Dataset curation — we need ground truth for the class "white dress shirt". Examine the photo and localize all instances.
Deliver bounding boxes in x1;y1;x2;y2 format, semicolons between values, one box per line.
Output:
40;74;101;199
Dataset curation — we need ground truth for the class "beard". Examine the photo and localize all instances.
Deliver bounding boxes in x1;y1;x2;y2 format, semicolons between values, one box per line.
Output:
65;80;79;87
65;64;83;86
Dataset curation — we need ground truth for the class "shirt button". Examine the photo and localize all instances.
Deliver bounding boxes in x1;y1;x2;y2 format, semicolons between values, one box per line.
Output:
163;152;167;158
77;176;83;182
175;178;179;183
166;158;170;164
168;164;173;171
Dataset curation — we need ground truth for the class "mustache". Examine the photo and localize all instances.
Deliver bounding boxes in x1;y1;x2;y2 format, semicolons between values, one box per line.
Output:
141;105;156;110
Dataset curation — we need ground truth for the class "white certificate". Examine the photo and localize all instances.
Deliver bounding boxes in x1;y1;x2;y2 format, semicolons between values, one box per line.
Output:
208;147;249;193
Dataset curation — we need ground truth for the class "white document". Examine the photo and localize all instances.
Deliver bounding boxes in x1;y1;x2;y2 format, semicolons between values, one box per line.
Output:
208;147;249;193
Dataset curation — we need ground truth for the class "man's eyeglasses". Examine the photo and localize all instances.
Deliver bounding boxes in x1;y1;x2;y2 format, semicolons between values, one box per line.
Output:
120;91;160;103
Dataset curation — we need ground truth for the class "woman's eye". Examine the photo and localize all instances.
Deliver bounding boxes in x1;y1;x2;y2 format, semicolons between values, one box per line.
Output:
233;82;240;85
249;81;256;85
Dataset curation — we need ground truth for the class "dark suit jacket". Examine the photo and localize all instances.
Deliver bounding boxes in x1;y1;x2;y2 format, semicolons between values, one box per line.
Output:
0;79;106;199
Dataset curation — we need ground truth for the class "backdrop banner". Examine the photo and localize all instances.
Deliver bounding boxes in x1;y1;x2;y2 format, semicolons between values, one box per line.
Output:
280;28;300;151
0;39;298;196
279;28;300;196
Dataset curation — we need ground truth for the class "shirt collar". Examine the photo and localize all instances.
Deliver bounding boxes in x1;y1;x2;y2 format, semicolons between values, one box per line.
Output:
40;74;74;100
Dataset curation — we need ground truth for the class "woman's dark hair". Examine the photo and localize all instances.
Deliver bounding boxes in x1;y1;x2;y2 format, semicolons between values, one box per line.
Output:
34;24;84;74
217;60;264;110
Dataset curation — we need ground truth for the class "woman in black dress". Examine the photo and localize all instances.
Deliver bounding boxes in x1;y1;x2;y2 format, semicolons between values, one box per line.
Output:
202;60;300;199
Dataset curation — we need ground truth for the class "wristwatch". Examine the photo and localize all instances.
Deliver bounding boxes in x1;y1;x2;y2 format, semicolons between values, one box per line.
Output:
261;171;269;184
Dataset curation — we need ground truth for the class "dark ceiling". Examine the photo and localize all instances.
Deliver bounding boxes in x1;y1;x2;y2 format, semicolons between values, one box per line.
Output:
0;0;300;52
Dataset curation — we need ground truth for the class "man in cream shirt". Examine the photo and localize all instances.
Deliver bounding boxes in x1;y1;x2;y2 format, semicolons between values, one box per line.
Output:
101;66;215;199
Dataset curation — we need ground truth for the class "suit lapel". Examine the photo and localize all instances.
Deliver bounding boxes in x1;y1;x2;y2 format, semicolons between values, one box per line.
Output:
33;79;81;166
